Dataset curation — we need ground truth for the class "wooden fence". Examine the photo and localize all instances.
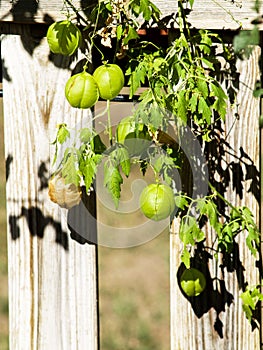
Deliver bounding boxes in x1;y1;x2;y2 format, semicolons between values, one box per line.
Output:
0;1;262;349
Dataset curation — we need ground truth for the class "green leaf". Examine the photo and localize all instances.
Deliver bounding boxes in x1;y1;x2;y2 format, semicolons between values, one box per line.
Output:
128;61;147;96
218;225;234;252
197;78;209;99
104;161;123;208
138;0;160;21
57;123;70;144
253;88;263;98
140;0;151;20
246;226;260;257
79;128;93;143
61;150;80;186
181;248;191;269
189;0;195;8
233;26;259;57
198;97;211;124
210;82;227;119
116;24;123;41
189;92;198;113
199;30;213;54
200;57;214;70
175;195;188;210
203;200;218;229
240;286;263;323
179;215;205;245
116;146;131;177
123;25;139;45
79;153;102;191
91;134;107;154
177;90;187;124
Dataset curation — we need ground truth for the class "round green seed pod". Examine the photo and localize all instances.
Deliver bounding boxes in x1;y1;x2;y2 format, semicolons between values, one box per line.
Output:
65;71;99;109
93;64;124;100
180;268;206;297
47;20;82;56
140;183;175;221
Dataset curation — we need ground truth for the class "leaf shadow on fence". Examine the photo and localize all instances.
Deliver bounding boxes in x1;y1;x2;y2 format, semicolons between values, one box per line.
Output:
176;119;261;338
6;156;70;250
6;154;98;250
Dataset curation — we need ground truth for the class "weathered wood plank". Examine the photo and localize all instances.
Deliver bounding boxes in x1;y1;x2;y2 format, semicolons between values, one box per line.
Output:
0;0;261;29
1;25;98;350
170;46;261;349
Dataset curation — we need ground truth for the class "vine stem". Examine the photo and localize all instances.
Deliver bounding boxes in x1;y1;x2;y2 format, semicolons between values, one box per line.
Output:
64;0;89;25
208;181;237;211
106;99;113;145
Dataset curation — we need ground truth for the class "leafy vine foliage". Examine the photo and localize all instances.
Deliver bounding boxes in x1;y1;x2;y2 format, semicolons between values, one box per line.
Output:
48;0;262;325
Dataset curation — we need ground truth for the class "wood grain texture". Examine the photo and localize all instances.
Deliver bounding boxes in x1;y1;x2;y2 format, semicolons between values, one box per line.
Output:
170;47;261;349
1;26;98;350
0;0;261;29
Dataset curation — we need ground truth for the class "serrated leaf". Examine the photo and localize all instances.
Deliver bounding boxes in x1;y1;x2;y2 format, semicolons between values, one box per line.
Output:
242;303;253;322
179;215;205;245
198;97;211;124
140;0;151;21
210;82;227;119
206;201;218;228
61;151;79;186
241;206;255;225
246;226;260;257
240;286;263;323
123;25;139;45
199;30;212;54
57;124;70;144
177;90;187;124
115;146;131;177
175;195;188;210
79;128;93;143
189;92;198;113
241;290;256;310
200;57;214;70
197;78;209;99
104;161;123;208
181;248;191;269
128;61;147;97
80;153;102;191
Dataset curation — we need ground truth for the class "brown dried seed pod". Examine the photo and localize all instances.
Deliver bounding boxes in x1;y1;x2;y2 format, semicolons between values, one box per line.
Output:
48;173;82;209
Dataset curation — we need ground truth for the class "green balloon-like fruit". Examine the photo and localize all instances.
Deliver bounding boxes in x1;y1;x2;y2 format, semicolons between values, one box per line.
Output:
180;268;206;297
47;20;82;56
116;116;152;156
65;71;99;109
140;183;175;221
93;64;124;100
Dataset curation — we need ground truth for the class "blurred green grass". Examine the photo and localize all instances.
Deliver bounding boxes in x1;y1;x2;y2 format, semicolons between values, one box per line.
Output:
98;231;170;350
0;96;170;349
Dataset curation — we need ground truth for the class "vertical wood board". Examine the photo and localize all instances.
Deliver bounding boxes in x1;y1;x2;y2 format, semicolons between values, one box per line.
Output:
1;26;98;350
170;47;261;349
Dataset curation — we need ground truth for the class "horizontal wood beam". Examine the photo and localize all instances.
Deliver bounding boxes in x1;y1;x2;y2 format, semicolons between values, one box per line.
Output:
0;0;261;30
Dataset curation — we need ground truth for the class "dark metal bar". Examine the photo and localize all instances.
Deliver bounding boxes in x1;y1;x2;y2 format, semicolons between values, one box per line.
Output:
100;94;140;103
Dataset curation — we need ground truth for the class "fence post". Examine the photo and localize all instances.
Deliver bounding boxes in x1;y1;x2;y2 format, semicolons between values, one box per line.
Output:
170;46;261;349
1;24;98;350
